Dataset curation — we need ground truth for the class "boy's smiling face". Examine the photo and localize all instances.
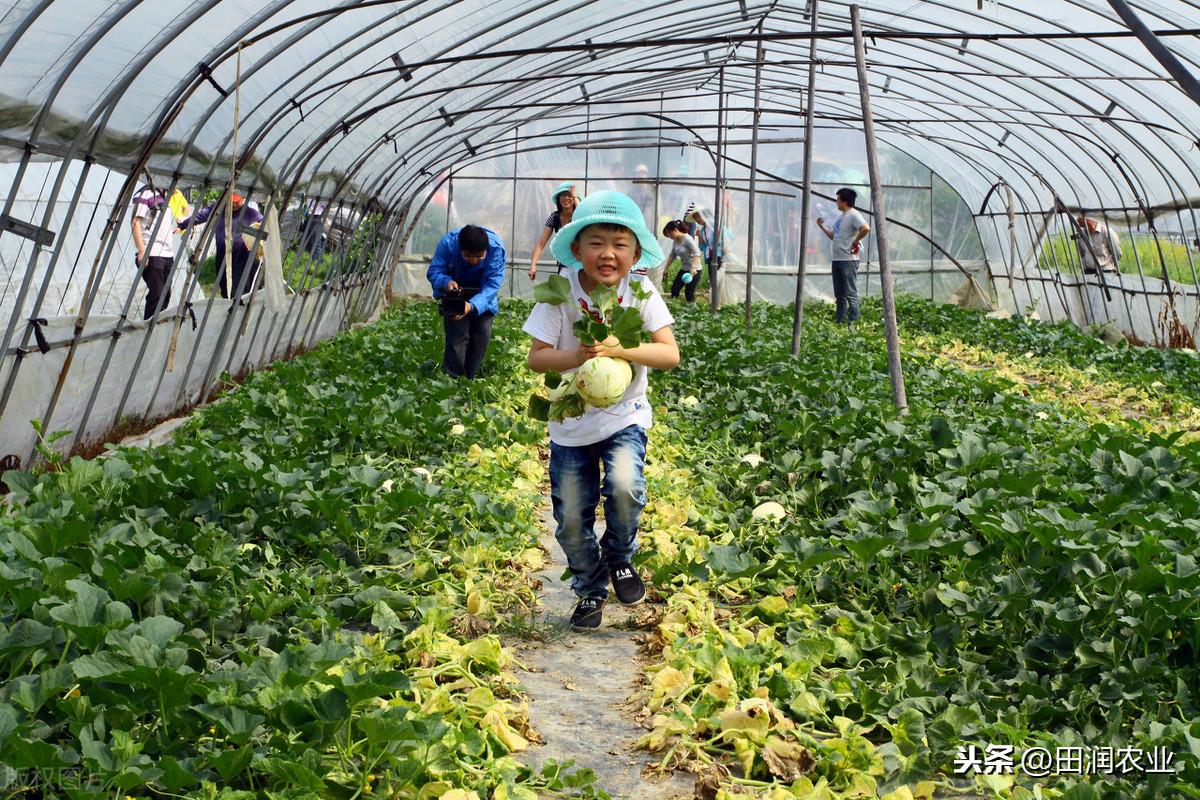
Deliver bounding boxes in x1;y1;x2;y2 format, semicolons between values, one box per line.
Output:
571;223;640;288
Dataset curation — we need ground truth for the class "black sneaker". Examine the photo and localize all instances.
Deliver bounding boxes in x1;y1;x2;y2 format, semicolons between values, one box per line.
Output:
611;563;646;606
570;597;605;630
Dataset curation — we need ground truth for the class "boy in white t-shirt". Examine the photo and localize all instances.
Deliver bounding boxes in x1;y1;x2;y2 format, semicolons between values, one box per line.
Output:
523;191;680;630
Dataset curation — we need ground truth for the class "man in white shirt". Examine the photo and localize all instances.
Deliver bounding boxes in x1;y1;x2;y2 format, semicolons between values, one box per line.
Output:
1076;216;1123;276
817;188;871;325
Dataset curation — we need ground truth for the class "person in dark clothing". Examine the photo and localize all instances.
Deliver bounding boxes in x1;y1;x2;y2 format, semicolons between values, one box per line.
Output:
427;224;507;378
178;193;265;299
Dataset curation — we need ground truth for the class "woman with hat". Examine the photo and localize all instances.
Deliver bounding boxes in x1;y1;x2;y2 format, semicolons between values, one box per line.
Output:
177;191;264;298
528;181;580;281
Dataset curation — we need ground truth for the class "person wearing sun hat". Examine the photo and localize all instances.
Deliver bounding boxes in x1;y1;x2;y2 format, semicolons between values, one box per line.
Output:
524;190;680;631
527;180;580;281
630;163;655;225
177;190;264;299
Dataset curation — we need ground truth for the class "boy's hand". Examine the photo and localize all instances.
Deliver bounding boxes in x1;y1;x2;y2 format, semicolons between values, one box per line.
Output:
452;302;472;321
447;279;461;292
586;342;625;359
570;346;592;368
585;335;624;360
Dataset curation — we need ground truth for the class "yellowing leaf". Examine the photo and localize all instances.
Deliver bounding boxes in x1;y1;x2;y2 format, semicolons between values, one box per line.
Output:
467;590;490;616
717;708;770;738
763;736;815;781
439;791;481;800
481;708;528;752
753;596;788;620
880;788;915;800
418;783;453;800
465;686;495;709
516;548;545;570
975;774;1016;793
843;771;877;798
649;666;693;711
656;502;689;528
492;786;538;800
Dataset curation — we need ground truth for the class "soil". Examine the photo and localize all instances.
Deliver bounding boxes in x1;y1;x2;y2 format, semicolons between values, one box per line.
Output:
512;507;694;800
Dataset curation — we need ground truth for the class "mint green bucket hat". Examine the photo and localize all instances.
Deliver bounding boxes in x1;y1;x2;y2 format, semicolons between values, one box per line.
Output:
550;190;664;270
551;181;578;204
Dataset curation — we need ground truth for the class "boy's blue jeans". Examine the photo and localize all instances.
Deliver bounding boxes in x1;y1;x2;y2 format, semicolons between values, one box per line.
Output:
549;424;648;600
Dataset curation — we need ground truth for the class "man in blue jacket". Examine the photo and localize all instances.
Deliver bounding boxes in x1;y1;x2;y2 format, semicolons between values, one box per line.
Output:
427;224;507;379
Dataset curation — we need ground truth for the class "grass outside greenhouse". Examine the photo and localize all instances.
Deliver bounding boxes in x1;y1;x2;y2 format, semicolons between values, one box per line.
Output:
0;295;1197;799
1036;233;1200;286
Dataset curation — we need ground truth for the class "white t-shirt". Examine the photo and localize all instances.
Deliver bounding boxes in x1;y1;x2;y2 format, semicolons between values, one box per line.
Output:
832;208;867;262
131;189;175;259
523;270;674;447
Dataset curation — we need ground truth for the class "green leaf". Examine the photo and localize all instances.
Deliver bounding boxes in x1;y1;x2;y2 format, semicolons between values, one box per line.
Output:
589;284;619;317
610;306;647;349
371;600;402;632
210;745;254;782
844;534;891;563
0;703;17;740
705;544;759;577
526;394;550;422
533;274;572;304
135;616;184;647
313;688;350;722
930;416;953;448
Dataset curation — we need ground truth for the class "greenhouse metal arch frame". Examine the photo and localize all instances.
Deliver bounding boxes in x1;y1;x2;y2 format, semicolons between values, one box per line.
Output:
2;0;1199;462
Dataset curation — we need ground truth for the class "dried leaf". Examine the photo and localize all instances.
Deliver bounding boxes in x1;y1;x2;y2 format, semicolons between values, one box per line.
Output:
762;736;815;781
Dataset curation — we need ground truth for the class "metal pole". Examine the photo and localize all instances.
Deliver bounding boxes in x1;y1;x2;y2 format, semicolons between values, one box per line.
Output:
584;104;591;195
445;168;454;235
851;4;908;414
929;170;935;301
710;66;725;316
654;92;664;230
791;0;820;353
745;26;765;329
1005;182;1017;294
510;125;519;298
1106;0;1200;111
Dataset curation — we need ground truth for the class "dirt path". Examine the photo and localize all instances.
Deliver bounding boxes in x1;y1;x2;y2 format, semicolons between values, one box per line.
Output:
513;507;693;800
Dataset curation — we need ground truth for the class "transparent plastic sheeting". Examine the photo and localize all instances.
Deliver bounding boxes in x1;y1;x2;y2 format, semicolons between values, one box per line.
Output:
390;256;986;309
0;162;203;320
0;297;345;461
0;2;1198;211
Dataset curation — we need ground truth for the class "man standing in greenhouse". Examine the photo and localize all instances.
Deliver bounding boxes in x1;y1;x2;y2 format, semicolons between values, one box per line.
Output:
1075;215;1123;276
816;188;871;325
427;224;507;379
